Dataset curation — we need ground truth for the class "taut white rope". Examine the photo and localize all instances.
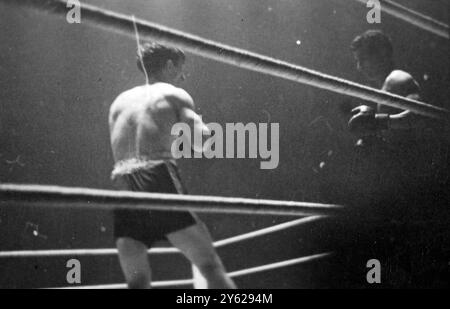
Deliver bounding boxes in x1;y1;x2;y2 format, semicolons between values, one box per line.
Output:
51;279;194;289
0;216;324;258
49;252;332;289
352;0;449;39
0;184;344;217
0;0;447;120
228;253;332;278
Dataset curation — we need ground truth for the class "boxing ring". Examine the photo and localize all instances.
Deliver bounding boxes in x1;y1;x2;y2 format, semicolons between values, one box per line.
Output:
0;185;336;288
0;0;448;289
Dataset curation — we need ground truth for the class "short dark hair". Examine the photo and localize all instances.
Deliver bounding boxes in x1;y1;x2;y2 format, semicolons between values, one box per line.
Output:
137;42;186;75
351;30;393;59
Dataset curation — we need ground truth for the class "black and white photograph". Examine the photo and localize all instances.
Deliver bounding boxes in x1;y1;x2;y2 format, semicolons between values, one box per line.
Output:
0;0;448;291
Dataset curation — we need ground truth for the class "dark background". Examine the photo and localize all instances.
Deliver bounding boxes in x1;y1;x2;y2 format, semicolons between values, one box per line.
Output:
0;0;448;288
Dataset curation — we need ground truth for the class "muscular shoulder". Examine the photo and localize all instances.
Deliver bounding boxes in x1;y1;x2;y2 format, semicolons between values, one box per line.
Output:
111;87;141;107
386;70;414;85
160;84;195;110
383;70;420;96
109;89;131;115
109;87;142;123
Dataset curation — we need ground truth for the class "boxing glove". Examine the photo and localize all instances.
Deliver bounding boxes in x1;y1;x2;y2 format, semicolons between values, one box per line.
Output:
348;105;389;135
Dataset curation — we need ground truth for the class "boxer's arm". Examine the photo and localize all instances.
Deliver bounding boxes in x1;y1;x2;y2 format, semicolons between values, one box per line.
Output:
381;71;425;130
167;88;210;153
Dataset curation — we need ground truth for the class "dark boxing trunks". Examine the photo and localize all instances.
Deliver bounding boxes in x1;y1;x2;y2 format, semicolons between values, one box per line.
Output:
111;159;197;247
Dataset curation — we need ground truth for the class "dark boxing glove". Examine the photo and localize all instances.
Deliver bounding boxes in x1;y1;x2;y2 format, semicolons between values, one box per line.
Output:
348;105;389;135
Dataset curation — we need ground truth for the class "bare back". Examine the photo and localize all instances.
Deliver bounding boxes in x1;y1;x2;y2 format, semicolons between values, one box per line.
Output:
109;83;182;163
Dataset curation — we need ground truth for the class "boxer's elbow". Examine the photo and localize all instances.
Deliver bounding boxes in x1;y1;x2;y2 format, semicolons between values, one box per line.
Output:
389;110;425;130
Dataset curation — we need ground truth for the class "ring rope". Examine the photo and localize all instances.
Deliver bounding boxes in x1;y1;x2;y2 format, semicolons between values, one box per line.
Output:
215;215;323;247
0;184;344;217
352;0;449;39
49;252;332;289
0;216;324;258
228;252;332;278
0;0;447;120
50;279;194;289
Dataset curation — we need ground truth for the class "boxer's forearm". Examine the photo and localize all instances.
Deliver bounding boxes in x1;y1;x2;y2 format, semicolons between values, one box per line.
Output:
383;110;425;130
381;93;425;130
192;117;211;153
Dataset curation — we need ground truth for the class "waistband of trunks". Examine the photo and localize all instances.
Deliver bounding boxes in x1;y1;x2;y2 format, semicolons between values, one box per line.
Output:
111;157;176;179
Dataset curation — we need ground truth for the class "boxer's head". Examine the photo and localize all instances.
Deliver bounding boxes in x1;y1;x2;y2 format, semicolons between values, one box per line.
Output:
137;42;186;85
351;30;394;81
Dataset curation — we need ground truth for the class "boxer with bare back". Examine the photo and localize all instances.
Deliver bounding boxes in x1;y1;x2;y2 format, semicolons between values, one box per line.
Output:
109;42;236;289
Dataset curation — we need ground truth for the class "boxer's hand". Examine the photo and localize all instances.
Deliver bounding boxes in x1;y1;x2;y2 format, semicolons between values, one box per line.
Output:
348;106;390;135
348;105;378;135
